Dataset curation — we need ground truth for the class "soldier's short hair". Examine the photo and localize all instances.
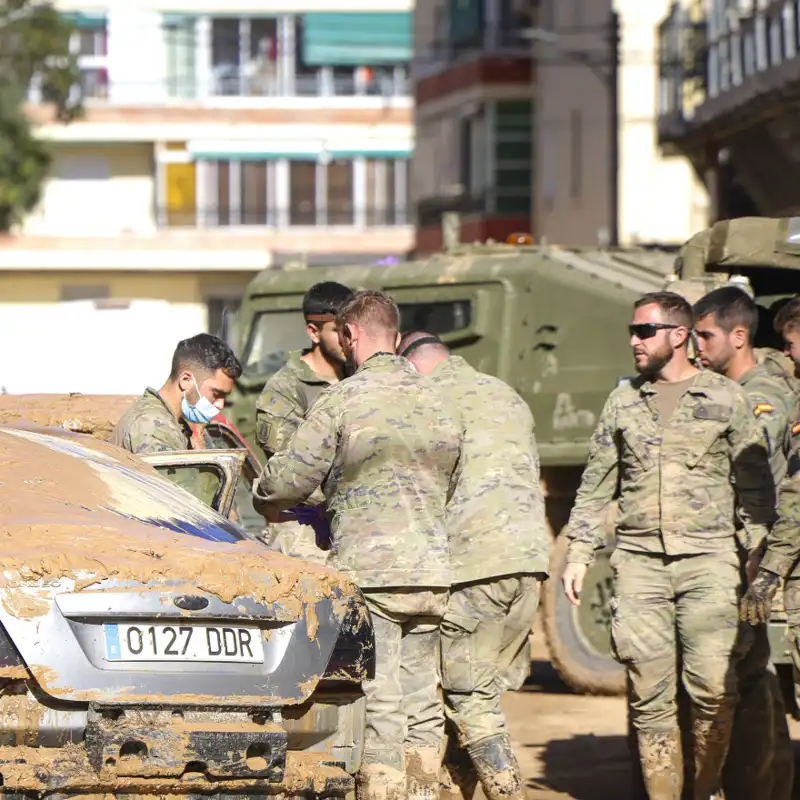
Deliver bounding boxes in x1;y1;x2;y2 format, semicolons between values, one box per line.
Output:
693;286;758;345
170;333;242;380
634;291;693;330
337;290;400;337
303;282;354;321
773;296;800;336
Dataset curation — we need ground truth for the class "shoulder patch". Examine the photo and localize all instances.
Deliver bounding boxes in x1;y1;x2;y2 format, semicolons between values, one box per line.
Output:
693;403;731;422
753;403;776;417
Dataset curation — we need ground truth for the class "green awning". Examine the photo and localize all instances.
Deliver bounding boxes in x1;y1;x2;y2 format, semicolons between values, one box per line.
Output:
328;148;411;159
188;141;319;161
61;11;106;28
302;12;412;66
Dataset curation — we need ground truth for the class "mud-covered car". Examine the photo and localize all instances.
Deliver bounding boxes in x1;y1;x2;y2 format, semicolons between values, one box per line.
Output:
0;422;373;797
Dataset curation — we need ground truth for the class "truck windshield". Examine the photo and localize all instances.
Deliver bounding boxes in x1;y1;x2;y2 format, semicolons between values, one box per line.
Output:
243;310;308;376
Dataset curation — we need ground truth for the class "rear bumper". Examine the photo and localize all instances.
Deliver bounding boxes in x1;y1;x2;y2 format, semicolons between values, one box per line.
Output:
0;748;353;796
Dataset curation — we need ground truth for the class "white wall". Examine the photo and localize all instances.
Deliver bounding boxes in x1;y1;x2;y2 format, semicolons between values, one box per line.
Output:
617;0;709;244
0;300;206;394
23;143;156;236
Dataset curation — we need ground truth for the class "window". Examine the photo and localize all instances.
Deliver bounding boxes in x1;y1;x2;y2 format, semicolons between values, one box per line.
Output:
327;159;354;225
165;162;197;227
165;18;197;99
211;16;279;96
241;161;269;225
397;300;472;335
78;24;107;56
72;21;108;99
570;109;583;199
494;100;532;214
243;310;308;376
366;159;409;225
290;161;317;225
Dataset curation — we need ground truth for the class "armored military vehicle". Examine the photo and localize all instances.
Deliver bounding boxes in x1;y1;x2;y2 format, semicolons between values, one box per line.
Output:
227;236;679;696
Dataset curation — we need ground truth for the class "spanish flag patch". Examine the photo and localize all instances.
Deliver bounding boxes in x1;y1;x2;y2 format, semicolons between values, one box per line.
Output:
753;403;775;417
793;421;800;436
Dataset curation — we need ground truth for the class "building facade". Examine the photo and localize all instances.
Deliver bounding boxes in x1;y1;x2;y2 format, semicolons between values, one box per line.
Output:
658;0;800;221
411;0;534;254
3;1;413;393
534;0;708;248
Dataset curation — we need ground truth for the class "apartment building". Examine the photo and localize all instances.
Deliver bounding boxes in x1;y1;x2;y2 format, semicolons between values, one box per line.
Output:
411;0;534;254
659;0;800;220
1;0;413;394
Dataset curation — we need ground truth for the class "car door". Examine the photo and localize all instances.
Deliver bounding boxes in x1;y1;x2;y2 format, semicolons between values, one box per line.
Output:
139;450;246;520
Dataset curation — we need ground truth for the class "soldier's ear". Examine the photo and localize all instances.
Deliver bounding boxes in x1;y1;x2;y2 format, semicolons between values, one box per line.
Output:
177;370;195;392
731;325;748;350
395;331;402;351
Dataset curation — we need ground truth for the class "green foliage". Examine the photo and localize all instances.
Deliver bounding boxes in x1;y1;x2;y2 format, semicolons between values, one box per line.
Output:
0;0;82;231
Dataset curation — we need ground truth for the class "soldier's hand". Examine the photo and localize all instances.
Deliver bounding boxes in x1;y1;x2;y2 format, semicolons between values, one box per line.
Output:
562;563;588;607
740;569;781;625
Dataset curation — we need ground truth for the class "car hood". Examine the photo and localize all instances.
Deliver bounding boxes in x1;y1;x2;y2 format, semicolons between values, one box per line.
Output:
0;424;365;706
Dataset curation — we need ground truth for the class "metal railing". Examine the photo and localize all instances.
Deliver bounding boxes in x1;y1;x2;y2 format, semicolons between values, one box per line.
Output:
156;204;411;229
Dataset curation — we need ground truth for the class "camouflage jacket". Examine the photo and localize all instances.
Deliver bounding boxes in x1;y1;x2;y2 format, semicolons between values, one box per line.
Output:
759;396;800;579
255;351;334;459
739;363;796;486
254;354;463;589
566;370;774;565
254;351;334;564
111;388;191;454
429;356;549;584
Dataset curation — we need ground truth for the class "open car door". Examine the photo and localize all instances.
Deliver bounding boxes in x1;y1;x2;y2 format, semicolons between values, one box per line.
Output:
139;449;247;519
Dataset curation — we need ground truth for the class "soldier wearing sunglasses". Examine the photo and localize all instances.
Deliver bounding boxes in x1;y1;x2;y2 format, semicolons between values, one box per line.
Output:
561;291;774;799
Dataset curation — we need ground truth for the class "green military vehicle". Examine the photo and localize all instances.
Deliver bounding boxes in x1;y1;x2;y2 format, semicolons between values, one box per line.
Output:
226;217;800;700
226;235;678;696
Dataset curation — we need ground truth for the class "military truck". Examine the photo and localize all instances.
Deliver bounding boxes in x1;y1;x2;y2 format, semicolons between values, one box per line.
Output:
226;238;679;696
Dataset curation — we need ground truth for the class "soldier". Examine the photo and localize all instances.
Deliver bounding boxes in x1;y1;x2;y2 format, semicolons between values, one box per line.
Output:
693;287;794;800
743;296;800;717
113;333;241;454
253;291;463;800
255;281;354;562
397;331;548;800
562;292;774;799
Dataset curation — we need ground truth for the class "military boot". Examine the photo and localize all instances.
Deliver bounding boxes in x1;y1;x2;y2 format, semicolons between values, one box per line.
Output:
637;730;682;800
405;747;441;800
357;763;408;800
440;737;479;800
466;734;524;800
691;717;731;800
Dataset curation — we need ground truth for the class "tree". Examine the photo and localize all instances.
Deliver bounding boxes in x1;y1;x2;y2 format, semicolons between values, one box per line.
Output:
0;0;82;231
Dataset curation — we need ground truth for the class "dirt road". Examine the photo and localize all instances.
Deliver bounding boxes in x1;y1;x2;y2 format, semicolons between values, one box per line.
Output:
507;630;800;799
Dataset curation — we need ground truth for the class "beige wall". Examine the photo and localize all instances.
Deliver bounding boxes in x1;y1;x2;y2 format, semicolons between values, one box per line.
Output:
24;143;156;236
534;0;709;247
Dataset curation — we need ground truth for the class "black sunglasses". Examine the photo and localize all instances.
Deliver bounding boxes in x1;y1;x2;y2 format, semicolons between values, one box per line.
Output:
628;323;679;340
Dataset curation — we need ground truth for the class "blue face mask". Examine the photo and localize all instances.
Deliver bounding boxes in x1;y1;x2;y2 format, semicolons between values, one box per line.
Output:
181;378;221;424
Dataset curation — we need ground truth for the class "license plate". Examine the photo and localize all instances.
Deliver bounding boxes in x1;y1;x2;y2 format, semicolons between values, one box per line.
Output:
104;623;263;663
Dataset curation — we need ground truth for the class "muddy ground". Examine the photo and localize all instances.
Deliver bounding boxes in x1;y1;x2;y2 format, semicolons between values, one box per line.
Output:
509;625;800;799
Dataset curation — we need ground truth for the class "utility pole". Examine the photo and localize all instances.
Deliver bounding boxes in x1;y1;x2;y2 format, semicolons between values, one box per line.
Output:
609;10;620;248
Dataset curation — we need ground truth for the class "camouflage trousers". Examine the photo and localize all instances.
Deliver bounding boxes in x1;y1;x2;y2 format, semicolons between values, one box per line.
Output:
721;575;794;800
361;589;449;772
610;549;741;799
440;574;541;747
262;520;330;566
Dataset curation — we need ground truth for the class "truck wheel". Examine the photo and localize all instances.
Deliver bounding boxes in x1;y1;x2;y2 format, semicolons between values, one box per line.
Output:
542;532;626;696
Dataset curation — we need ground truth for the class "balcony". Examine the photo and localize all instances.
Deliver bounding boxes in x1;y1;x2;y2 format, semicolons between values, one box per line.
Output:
658;0;800;145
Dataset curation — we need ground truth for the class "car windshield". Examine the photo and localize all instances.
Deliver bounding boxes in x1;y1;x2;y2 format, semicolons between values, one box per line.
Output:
5;427;248;544
244;309;308;377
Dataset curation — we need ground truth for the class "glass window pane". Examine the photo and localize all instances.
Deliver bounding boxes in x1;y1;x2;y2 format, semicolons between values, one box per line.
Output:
211;18;240;95
248;19;278;96
241;161;267;224
155;464;224;510
243;309;308;375
290;161;316;225
217;161;230;226
386;159;397;224
397;300;472;334
327;159;353;224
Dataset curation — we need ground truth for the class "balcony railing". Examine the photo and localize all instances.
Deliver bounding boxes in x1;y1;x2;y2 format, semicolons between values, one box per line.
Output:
658;0;800;123
157;204;411;229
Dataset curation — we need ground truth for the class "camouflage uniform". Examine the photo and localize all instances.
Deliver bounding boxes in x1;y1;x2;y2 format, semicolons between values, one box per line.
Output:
721;363;796;800
566;370;774;799
254;354;462;794
255;351;335;564
111;388;201;499
428;356;548;800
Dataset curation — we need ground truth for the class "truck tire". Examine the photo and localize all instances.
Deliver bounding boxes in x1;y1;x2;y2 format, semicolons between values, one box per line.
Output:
542;532;626;696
